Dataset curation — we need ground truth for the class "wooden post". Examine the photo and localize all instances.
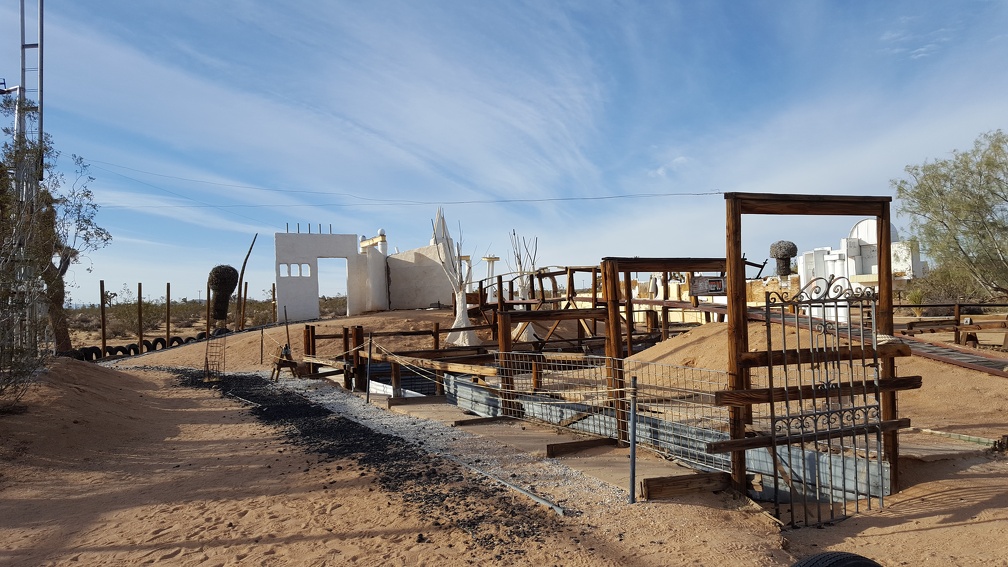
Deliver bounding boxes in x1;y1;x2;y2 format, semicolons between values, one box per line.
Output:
591;266;599;335
601;259;629;443
531;354;541;391
309;325;317;373
272;283;277;323
342;327;352;390
99;280;107;356
622;270;634;356
302;325;310;369
137;282;143;353
724;194;749;492
876;201;900;489
434;322;444;395
391;362;402;398
954;302;962;344
353;326;365;391
661;272;670;340
566;268;575;307
494;274;504;341
165;282;171;346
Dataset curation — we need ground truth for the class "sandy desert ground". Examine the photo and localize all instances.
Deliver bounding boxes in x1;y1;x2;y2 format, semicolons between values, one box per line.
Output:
2;310;1007;566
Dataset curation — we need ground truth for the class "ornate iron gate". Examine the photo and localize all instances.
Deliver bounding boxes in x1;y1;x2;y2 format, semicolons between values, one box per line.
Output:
760;276;888;527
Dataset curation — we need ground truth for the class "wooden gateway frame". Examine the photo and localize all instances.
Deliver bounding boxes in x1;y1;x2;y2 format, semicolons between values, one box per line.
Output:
723;192;904;492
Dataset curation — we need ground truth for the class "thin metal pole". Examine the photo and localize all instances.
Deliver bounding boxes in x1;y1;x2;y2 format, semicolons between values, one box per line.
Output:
365;333;373;404
629;375;638;504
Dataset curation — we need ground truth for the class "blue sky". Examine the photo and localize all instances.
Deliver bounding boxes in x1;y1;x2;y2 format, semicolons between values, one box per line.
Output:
3;1;1007;305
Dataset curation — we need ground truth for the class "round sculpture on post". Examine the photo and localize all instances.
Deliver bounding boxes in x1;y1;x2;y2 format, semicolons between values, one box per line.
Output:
208;264;239;330
770;240;798;277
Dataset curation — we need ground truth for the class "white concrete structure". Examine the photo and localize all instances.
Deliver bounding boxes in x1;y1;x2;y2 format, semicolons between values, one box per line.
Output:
797;219;922;290
796;219;922;322
274;231;389;321
386;243;455;310
274;216;480;323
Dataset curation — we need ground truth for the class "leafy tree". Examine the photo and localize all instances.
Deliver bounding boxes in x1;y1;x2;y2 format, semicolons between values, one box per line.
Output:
907;263;989;304
1;94;111;355
894;130;1008;297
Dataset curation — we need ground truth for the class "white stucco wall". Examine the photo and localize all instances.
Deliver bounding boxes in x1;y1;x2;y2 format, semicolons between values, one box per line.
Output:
387;243;454;310
275;233;387;322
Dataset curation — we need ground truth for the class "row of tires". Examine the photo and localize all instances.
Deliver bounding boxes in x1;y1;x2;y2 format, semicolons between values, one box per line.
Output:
64;328;232;361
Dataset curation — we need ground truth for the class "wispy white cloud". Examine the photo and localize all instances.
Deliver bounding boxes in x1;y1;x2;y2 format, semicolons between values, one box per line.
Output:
5;1;1008;303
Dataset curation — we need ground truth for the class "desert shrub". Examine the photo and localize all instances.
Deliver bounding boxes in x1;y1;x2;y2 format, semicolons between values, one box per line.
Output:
319;295;348;319
69;311;101;332
905;289;926;317
104;318;131;339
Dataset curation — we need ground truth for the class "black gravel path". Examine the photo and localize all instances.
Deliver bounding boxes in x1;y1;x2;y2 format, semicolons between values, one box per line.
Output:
168;368;562;556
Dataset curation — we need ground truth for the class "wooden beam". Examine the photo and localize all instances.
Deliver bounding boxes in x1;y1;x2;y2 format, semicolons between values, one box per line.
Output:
545;437;618;458
305;353;496;377
387;395;448;408
738;342;911;368
640;472;731;500
601;257;727;273
303;369;343;379
726;192;891;217
706;418;911;454
502;307;608;323
713;376;922;406
453;415;516;426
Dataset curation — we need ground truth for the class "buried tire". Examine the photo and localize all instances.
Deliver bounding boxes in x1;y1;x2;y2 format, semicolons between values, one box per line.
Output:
152;337;167;350
792;552;883;567
169;336;184;347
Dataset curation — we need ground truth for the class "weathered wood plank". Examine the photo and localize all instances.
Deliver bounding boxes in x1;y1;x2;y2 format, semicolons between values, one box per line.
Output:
545;437;618;458
600;257;727;273
727;192;891;217
739;342;911;368
386;395;448;408
713;376;923;407
503;308;608;323
706;418;911;454
640;472;732;500
452;416;515;426
355;352;499;377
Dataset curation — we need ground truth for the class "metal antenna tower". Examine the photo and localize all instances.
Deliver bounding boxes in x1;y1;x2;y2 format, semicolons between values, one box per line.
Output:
2;0;46;358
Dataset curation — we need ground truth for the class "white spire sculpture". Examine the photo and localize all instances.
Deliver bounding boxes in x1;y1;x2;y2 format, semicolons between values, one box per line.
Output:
433;208;478;347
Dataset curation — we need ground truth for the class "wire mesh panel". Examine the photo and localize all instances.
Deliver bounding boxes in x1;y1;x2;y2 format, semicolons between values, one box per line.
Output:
484;352;732;472
204;333;226;382
758;276;887;528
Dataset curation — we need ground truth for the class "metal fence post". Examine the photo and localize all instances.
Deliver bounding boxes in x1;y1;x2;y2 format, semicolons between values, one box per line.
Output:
629;375;638;504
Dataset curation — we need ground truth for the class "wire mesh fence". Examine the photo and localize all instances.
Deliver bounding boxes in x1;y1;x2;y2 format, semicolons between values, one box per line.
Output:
371;347;734;473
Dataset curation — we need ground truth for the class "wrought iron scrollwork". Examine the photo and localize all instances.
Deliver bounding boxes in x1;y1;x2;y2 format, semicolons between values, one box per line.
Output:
766;275;876;307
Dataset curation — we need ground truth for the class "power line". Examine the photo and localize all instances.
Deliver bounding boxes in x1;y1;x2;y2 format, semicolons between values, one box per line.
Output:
87;158;721;209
